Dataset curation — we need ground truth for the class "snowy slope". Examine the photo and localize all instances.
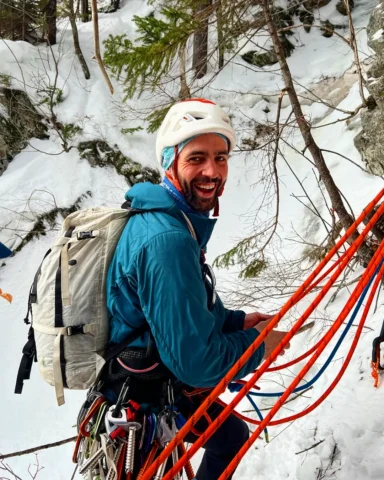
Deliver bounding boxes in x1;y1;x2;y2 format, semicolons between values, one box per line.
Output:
1;0;384;478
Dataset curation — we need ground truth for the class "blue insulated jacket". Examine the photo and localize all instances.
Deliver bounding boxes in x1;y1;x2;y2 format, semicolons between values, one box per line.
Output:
106;182;265;387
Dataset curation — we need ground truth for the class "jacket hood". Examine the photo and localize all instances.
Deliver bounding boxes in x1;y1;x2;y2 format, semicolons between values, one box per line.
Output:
125;182;217;250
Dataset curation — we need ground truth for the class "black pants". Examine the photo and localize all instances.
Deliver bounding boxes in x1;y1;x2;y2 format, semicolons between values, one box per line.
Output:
185;403;249;480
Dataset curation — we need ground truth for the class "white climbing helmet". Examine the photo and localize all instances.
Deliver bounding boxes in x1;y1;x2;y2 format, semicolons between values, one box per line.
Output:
156;99;237;166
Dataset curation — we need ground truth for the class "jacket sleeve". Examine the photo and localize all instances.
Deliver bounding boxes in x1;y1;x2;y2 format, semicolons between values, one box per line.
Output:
223;308;246;333
134;231;265;387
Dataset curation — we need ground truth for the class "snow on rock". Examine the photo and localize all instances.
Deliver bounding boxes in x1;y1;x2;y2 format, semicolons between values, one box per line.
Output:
372;28;384;41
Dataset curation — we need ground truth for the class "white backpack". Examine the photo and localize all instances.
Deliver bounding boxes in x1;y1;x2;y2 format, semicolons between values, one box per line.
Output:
15;207;134;405
15;205;196;406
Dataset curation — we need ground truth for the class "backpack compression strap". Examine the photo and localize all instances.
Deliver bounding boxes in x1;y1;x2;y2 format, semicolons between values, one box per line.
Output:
14;248;52;395
14;326;37;394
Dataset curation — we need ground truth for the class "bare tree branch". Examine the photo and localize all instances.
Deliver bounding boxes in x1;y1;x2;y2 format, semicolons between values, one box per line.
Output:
343;0;366;106
91;0;113;93
262;0;372;262
0;437;77;460
295;439;325;455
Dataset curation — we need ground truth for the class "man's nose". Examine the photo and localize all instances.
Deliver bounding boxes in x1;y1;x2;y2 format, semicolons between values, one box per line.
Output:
201;157;218;178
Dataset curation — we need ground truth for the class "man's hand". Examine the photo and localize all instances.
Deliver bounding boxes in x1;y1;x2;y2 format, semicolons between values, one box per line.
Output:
243;312;274;329
244;312;290;359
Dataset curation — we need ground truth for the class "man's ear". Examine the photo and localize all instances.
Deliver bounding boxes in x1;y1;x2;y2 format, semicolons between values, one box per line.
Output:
165;164;183;192
166;165;177;183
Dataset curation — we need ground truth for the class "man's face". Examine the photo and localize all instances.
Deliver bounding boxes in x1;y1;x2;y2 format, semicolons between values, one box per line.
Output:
169;134;229;212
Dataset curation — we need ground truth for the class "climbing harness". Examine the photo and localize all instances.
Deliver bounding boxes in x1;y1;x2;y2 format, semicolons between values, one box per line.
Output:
137;189;384;480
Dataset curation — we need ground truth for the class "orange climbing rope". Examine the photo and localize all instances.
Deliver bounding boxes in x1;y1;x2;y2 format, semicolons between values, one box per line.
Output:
219;245;384;480
140;189;384;480
219;252;384;428
165;220;384;480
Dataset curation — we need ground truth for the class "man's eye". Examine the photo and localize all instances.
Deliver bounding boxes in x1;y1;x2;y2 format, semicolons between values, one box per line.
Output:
189;157;203;163
216;156;227;162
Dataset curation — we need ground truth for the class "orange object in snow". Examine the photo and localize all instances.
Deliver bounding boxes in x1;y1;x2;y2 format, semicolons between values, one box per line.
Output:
0;289;12;303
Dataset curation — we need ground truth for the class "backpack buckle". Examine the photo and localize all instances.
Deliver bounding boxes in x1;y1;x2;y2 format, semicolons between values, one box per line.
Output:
77;231;95;240
67;325;84;336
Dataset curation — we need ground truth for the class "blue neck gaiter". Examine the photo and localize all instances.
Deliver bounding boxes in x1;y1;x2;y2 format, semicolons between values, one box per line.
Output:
161;177;209;218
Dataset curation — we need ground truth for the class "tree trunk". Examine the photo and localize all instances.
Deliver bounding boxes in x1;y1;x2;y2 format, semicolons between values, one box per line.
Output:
45;0;56;45
262;0;372;261
22;0;26;41
80;0;89;22
193;0;210;79
67;0;90;79
178;44;190;100
216;0;224;70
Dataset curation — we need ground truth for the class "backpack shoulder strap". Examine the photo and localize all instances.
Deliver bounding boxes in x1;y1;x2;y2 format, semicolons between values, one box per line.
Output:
180;212;197;241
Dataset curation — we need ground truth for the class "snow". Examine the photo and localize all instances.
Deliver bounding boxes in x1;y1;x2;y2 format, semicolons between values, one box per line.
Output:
1;0;384;478
372;28;384;41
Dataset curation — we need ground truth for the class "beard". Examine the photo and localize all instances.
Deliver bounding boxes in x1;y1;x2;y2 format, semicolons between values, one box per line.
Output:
179;175;225;212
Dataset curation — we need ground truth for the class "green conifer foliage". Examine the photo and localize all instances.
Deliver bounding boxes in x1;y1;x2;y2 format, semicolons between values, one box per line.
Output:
103;8;198;100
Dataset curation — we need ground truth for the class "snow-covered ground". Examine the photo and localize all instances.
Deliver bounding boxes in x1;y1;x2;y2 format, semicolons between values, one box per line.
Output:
1;0;384;478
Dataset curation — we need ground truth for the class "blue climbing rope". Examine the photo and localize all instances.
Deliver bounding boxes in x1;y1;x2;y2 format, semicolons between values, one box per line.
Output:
230;260;383;411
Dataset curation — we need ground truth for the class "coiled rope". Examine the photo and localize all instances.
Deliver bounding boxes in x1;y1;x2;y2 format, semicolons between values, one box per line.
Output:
141;189;384;480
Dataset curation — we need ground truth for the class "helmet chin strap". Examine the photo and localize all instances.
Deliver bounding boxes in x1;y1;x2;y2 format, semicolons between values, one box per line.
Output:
212;185;224;217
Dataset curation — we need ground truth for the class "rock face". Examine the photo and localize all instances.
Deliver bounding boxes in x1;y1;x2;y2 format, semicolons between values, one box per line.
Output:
354;1;384;175
0;87;47;176
78;140;161;186
336;0;354;16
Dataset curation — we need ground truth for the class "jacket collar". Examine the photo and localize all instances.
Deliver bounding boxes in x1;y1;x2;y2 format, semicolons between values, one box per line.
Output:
126;182;217;250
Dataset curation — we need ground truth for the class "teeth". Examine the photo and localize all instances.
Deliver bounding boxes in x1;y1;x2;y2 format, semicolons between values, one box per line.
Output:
195;183;216;190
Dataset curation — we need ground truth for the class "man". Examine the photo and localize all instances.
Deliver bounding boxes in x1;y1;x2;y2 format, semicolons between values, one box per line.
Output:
106;99;287;479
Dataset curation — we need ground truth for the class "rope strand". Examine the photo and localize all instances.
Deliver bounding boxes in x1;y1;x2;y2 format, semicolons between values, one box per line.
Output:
140;189;384;480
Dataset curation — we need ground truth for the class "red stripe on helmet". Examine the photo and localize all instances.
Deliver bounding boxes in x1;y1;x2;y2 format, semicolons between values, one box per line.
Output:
181;98;216;105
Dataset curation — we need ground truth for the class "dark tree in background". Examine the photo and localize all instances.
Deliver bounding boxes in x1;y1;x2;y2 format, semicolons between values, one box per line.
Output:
80;0;90;22
43;0;57;45
0;0;41;42
192;0;210;79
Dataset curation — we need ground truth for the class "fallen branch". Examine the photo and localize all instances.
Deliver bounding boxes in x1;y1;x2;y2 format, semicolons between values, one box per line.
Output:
0;436;77;460
295;439;325;455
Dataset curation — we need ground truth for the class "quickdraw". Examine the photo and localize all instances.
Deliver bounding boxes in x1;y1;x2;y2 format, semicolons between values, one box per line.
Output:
73;381;195;480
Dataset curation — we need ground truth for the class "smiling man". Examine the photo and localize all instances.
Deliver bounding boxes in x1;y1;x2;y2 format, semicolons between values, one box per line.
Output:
106;99;287;479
